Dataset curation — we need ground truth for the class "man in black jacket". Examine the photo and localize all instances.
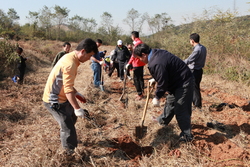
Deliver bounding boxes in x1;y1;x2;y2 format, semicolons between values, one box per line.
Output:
133;43;194;142
16;47;27;84
112;40;131;81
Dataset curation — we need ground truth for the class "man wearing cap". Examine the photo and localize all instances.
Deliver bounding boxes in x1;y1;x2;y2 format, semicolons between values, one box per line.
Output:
111;40;131;81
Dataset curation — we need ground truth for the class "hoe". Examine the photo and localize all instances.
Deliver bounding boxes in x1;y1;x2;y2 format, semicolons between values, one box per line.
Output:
135;81;154;139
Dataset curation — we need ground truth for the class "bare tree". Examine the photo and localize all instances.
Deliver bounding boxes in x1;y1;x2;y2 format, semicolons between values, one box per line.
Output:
123;8;147;33
98;12;122;43
53;5;70;40
26;11;39;36
0;9;20;39
7;8;19;22
82;18;97;32
147;13;171;34
39;6;53;39
100;12;113;35
68;15;83;31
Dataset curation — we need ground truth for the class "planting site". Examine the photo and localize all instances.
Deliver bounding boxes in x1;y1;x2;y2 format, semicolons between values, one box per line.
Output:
0;42;249;167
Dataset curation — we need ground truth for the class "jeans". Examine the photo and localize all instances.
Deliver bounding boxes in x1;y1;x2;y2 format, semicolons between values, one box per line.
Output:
157;77;194;138
44;101;78;150
91;62;101;87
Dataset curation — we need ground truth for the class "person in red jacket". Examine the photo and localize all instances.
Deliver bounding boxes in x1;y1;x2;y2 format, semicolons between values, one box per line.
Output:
126;31;146;100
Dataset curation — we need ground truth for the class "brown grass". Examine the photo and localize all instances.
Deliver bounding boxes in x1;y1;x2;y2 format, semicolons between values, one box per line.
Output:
0;40;249;167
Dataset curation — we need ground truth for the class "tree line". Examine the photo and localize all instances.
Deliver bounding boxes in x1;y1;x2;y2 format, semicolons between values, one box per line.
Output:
0;5;172;44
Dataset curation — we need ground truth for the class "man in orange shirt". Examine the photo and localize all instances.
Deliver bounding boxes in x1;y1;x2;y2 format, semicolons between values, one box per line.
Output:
43;38;98;155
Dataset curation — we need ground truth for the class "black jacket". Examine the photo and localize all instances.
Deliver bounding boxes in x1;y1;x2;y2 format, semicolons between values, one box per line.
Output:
112;45;131;62
17;55;27;69
148;49;193;98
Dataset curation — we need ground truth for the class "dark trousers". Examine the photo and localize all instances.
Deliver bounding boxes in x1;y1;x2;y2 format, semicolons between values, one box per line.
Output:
108;62;119;78
44;101;78;150
118;61;126;80
157;78;194;138
18;67;25;84
133;66;144;95
192;69;203;108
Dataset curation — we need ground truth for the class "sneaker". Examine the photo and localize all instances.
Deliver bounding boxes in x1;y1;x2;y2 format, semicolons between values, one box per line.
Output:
135;94;143;100
58;147;75;156
65;148;75;156
179;135;193;142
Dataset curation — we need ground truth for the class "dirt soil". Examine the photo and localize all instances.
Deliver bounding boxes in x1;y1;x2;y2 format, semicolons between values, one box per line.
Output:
0;43;249;166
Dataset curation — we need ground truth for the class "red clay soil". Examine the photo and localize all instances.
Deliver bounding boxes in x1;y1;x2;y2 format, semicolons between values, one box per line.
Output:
109;77;250;166
190;88;250;166
107;135;153;160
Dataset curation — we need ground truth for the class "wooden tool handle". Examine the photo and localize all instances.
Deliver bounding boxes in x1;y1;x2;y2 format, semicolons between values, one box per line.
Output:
140;81;154;126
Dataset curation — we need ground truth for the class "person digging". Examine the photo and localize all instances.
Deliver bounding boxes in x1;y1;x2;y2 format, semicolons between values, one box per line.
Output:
133;43;194;142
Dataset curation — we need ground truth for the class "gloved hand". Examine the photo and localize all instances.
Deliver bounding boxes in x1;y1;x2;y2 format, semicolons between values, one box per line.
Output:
74;108;86;117
75;92;86;103
110;60;113;65
99;61;104;65
148;78;156;86
125;64;130;70
152;97;160;107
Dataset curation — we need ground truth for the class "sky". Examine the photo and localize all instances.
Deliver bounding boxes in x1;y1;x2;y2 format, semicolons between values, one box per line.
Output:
1;0;250;35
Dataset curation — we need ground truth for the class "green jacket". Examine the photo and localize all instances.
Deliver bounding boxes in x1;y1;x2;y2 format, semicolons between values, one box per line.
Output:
52;51;67;67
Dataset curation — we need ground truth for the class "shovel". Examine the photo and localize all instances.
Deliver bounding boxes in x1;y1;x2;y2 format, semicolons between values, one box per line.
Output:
135;81;154;139
100;65;105;91
119;69;127;101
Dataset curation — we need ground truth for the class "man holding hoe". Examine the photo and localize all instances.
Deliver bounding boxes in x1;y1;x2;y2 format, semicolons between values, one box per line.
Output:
133;43;194;142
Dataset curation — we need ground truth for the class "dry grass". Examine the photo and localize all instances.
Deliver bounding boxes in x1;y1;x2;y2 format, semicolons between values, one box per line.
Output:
0;40;249;167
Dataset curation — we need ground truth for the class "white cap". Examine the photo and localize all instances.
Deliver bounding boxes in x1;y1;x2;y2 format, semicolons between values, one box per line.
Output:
117;40;122;45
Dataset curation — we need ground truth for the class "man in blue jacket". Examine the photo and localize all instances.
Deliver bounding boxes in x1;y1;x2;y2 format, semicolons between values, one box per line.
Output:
133;43;194;142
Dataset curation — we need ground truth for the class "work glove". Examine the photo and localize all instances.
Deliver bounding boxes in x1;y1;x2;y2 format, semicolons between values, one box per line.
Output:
125;64;131;70
110;60;113;65
74;108;86;117
152;97;160;107
148;78;156;86
99;61;104;65
75;92;86;103
74;108;91;120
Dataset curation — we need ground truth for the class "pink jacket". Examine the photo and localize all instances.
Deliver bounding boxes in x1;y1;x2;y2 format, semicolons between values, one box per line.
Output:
128;38;146;67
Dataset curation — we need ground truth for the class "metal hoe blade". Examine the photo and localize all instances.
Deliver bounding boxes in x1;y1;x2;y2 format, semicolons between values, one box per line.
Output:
83;109;101;128
135;125;147;139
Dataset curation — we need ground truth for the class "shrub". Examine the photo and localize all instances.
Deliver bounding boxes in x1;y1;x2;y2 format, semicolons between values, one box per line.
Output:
0;40;18;79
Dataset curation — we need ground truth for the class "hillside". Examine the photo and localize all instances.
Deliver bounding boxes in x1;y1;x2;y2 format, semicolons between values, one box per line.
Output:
0;41;249;167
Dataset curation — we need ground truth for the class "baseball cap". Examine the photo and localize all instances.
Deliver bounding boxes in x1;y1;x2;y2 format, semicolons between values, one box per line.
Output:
117;40;122;45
